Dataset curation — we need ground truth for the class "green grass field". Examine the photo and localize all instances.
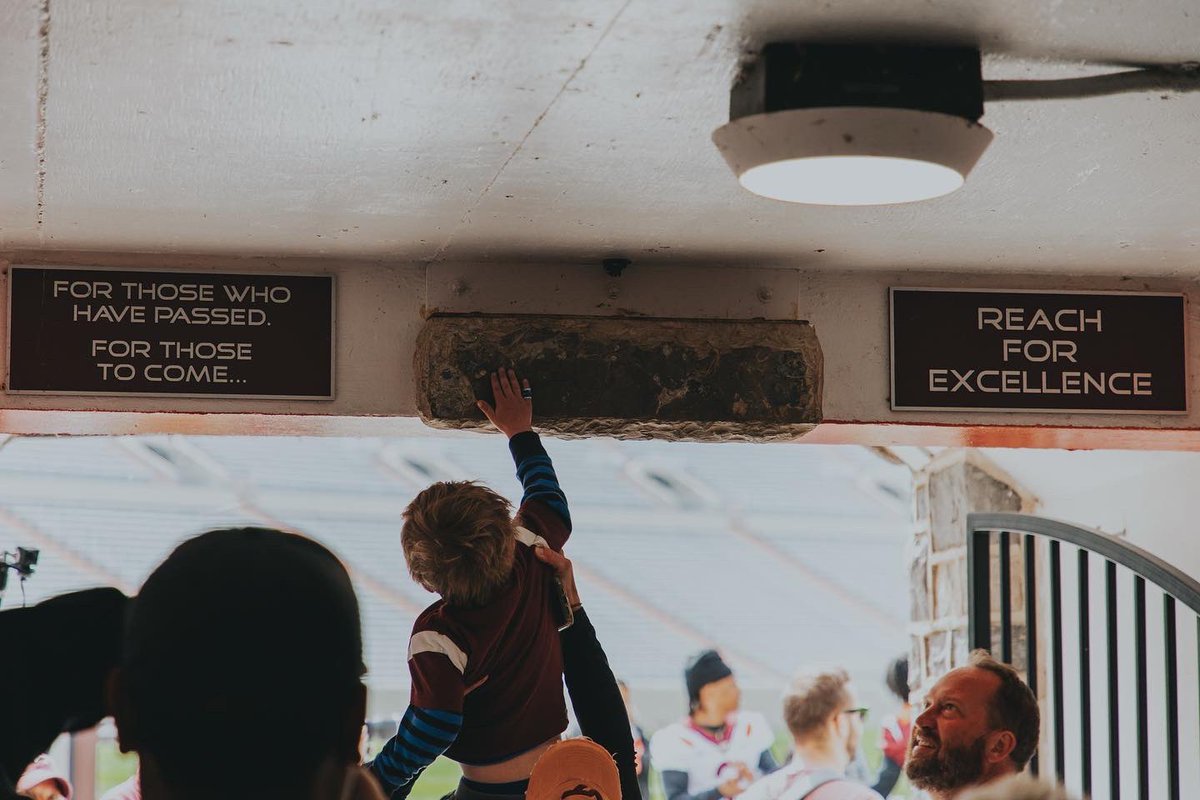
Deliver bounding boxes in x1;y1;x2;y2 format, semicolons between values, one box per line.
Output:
95;740;138;796
96;741;466;799
96;727;909;799
409;757;465;800
398;727;911;800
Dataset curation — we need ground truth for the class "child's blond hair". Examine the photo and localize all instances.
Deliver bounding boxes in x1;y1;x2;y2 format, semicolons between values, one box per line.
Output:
401;481;516;606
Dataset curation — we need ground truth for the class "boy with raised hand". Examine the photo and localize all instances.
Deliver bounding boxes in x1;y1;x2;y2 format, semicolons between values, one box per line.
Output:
371;368;574;800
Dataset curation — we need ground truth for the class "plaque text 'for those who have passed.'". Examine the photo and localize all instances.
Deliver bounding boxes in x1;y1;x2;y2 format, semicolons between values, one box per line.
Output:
890;288;1187;413
8;267;334;398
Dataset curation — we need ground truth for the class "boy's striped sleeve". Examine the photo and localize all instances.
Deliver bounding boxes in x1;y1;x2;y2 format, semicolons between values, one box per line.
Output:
371;629;468;798
509;431;572;534
369;705;463;799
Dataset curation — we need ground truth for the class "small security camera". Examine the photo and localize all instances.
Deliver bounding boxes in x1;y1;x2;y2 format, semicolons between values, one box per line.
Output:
16;547;39;575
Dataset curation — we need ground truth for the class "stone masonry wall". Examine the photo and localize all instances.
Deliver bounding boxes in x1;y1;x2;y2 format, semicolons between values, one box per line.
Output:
909;450;1037;695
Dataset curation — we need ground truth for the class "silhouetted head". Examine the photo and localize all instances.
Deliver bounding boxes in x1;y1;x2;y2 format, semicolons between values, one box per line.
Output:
110;527;366;799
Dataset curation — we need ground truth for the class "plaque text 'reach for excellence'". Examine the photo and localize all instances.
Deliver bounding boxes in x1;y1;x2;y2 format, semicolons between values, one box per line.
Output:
7;267;334;399
890;288;1187;413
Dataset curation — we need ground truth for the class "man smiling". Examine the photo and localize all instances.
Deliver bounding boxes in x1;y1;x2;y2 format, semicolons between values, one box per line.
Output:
905;651;1040;800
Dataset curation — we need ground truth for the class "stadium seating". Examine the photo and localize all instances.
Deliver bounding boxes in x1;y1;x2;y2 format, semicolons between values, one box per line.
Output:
0;433;911;726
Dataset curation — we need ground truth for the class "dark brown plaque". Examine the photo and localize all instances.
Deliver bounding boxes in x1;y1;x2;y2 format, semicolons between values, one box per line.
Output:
890;288;1187;413
7;266;334;398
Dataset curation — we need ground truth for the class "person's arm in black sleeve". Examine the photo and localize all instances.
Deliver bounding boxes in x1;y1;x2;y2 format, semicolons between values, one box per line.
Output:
534;547;636;800
659;771;723;800
559;607;639;800
871;758;902;797
758;748;778;774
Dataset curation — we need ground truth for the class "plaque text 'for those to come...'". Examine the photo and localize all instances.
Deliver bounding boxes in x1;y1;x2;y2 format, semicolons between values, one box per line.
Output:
890;288;1187;413
8;267;334;398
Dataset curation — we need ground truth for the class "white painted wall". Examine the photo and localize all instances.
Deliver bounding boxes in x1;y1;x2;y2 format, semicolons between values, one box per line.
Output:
985;448;1200;580
6;259;1200;450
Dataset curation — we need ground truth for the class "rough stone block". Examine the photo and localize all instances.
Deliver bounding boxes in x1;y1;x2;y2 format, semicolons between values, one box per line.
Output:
413;315;822;441
910;637;925;692
929;465;967;552
929;461;1022;552
910;534;931;622
964;462;1022;515
952;629;971;668
934;558;967;618
926;631;951;676
914;481;929;521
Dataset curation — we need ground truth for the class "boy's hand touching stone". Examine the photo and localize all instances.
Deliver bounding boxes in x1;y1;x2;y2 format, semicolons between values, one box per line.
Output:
477;367;534;439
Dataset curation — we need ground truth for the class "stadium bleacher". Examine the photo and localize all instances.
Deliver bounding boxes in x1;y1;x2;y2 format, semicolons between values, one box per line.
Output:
0;432;912;728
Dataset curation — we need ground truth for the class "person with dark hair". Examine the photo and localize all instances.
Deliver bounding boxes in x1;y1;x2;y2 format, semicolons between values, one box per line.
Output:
905;651;1041;800
739;669;882;800
0;587;127;800
870;656;911;797
650;651;777;800
106;527;385;800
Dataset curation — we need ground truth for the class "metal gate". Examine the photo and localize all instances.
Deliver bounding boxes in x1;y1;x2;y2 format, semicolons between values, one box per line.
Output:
968;512;1200;800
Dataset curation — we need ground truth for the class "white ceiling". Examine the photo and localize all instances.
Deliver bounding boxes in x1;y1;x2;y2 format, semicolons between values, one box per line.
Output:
2;0;1199;274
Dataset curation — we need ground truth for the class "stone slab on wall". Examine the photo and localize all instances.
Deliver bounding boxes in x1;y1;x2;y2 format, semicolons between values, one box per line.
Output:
413;315;822;441
910;451;1035;696
930;462;1023;552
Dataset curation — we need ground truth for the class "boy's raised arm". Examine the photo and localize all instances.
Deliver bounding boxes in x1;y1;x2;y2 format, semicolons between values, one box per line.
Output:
477;369;572;537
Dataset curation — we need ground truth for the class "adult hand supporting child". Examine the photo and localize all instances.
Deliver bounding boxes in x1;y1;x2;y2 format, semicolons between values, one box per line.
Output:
532;544;581;610
476;368;534;439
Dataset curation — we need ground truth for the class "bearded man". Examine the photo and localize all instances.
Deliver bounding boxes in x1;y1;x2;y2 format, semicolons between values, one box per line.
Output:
905;651;1040;800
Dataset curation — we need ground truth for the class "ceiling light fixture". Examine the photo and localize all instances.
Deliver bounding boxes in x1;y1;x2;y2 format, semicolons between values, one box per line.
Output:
712;44;993;206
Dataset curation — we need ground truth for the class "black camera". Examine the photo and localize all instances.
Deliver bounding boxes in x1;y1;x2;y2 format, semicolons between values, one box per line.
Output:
0;547;39;596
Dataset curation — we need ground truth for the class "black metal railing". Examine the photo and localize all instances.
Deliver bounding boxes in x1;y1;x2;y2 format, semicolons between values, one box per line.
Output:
968;512;1200;800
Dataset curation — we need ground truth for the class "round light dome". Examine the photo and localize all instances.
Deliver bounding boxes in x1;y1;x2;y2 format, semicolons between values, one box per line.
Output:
740;156;964;205
713;107;993;206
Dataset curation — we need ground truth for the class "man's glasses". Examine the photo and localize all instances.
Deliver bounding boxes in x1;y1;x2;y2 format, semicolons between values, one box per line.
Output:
841;707;870;721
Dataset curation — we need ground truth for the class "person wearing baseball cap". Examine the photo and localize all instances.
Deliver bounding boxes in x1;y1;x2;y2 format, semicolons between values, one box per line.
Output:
15;755;71;800
107;527;386;800
527;739;621;800
650;651;778;800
